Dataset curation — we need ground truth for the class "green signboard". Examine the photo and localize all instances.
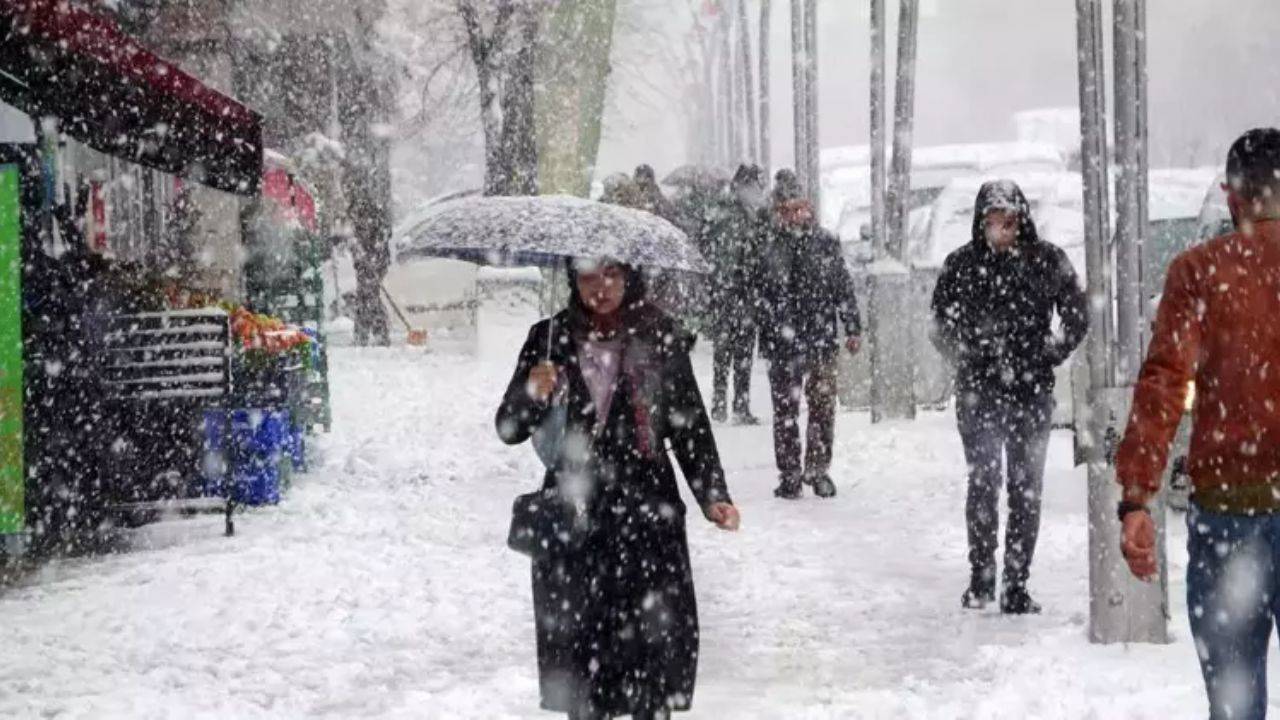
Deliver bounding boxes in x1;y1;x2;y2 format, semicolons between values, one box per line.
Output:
0;165;23;535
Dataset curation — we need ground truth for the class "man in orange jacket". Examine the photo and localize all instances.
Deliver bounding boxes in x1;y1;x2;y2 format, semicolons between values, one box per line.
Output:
1118;128;1280;720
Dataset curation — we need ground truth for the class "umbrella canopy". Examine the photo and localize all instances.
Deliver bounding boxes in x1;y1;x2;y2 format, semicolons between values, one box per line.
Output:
396;194;710;273
662;164;731;190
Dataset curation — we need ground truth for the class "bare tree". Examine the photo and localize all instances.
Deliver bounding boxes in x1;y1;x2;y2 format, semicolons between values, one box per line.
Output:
456;0;540;195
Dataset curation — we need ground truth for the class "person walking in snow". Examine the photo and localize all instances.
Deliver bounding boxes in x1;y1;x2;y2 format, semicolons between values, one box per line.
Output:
496;258;740;720
930;180;1088;614
705;164;768;425
633;164;681;226
758;169;863;500
1118;128;1280;720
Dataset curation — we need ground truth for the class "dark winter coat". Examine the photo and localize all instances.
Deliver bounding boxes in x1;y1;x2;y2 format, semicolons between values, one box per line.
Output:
929;180;1089;400
756;213;862;362
703;196;766;340
495;305;731;717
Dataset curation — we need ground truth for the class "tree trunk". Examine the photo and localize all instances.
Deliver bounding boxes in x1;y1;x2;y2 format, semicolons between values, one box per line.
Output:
759;0;771;177
737;0;759;164
335;35;391;346
535;0;619;197
496;8;540;196
789;0;805;184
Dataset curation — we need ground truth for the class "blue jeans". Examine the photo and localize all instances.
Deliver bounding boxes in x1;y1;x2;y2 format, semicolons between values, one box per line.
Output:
1187;505;1280;720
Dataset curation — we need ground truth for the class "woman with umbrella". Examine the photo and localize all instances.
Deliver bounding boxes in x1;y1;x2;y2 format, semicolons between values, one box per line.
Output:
496;257;740;720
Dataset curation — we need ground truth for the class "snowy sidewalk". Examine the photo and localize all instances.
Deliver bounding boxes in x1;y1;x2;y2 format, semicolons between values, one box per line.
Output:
0;308;1269;719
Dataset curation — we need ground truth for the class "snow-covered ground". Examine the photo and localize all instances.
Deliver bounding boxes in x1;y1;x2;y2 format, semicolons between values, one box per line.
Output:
1;299;1271;719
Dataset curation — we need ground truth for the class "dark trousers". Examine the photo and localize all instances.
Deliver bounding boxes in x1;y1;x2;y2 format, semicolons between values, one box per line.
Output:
957;392;1053;591
712;326;756;416
1186;506;1280;720
767;353;838;479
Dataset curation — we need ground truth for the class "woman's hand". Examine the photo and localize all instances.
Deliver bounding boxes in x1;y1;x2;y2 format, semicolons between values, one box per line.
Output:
706;503;740;532
526;361;559;403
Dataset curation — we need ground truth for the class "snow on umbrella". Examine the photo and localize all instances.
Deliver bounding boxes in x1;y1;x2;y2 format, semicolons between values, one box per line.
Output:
396;194;710;274
661;165;731;190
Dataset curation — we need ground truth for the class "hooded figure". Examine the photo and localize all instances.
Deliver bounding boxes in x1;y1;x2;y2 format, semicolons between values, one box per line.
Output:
632;164;681;226
496;261;737;719
703;164;768;424
930;179;1088;614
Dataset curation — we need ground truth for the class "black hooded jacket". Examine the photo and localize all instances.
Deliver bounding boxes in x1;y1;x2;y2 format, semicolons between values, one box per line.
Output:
929;180;1089;399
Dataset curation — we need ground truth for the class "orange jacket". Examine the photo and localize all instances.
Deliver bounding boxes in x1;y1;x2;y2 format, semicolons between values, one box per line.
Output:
1117;220;1280;513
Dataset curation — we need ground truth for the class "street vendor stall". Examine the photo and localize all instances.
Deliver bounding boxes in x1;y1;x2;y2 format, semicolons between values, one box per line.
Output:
0;0;322;553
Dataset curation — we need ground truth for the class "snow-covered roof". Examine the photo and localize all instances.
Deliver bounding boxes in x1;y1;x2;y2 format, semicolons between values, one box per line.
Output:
821;141;1065;177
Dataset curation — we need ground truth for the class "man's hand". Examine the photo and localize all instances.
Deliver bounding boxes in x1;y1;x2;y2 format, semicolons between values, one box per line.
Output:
1121;509;1157;581
846;335;863;356
706;503;740;532
526;361;559;404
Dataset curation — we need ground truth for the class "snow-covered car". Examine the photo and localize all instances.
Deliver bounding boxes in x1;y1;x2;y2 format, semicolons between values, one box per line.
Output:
822;141;1068;245
1196;172;1232;243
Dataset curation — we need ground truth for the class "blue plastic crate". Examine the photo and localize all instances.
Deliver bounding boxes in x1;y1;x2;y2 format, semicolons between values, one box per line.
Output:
201;409;291;506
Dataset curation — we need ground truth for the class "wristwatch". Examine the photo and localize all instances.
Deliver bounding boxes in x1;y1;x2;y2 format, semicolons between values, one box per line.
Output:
1117;500;1149;522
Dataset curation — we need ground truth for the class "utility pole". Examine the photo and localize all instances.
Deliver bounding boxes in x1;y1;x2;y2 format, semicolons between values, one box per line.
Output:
869;0;918;423
1113;0;1142;383
886;0;918;260
737;0;759;165
759;0;772;177
1076;0;1168;646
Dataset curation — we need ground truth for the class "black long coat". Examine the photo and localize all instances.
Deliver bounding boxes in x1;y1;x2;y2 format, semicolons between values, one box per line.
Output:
702;197;766;341
930;180;1089;401
496;306;732;717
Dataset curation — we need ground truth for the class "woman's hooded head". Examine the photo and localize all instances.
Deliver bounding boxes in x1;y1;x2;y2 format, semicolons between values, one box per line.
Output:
566;258;648;318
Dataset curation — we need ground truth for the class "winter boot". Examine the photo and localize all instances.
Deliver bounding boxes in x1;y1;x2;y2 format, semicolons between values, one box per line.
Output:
710;401;728;424
774;474;804;500
962;574;996;610
732;411;761;426
1000;586;1042;615
807;473;837;499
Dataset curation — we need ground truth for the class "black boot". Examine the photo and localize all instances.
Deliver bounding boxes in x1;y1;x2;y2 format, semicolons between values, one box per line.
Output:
1000;586;1042;615
774;473;803;500
806;473;837;499
961;573;996;610
710;401;728;424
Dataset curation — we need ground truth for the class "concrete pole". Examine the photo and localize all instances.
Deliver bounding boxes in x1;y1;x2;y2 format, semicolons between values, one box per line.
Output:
887;0;919;261
870;0;918;423
759;0;772;177
870;0;887;257
737;0;760;164
1077;0;1168;646
1113;0;1142;384
1135;0;1150;342
790;0;807;187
